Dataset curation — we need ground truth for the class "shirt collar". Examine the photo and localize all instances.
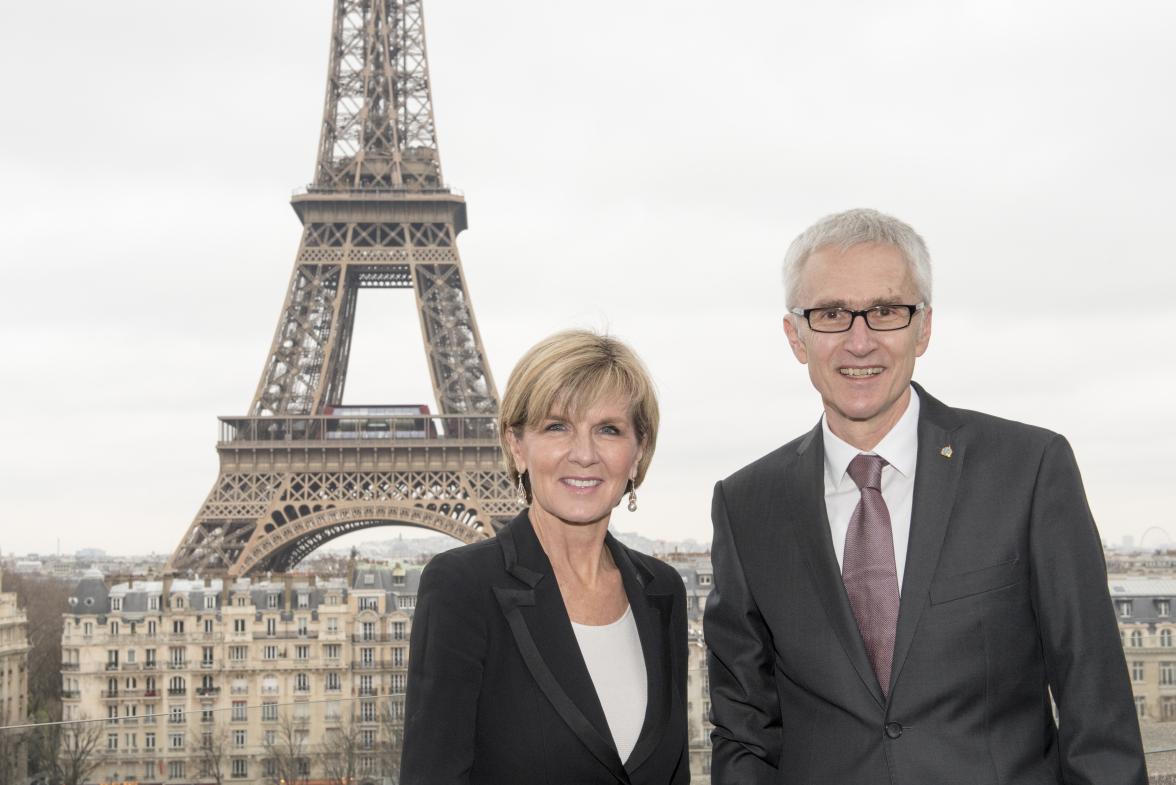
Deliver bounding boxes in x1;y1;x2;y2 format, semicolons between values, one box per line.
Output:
822;386;921;484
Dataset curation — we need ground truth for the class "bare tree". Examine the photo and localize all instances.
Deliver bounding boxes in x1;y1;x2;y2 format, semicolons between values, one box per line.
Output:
377;703;404;785
29;719;103;785
191;721;230;785
320;716;361;785
262;710;311;785
0;572;71;719
0;728;27;785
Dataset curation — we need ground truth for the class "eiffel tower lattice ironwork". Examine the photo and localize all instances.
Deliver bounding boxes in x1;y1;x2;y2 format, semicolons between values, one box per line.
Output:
167;0;514;577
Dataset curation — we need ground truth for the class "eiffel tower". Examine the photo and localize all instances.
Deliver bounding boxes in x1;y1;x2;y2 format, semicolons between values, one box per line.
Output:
167;0;514;577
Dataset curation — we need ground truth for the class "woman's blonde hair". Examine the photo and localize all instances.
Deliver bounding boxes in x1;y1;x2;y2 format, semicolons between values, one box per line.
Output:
499;330;659;488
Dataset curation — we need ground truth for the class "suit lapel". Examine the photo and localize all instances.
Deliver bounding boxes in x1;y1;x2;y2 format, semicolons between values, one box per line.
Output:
493;515;630;785
786;422;886;710
606;535;674;774
888;384;965;696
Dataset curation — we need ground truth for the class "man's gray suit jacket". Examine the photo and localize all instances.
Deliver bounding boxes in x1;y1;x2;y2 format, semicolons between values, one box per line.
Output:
704;383;1146;785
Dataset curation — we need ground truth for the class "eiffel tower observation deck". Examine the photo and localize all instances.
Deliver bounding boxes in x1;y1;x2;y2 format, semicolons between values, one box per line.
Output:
167;0;515;577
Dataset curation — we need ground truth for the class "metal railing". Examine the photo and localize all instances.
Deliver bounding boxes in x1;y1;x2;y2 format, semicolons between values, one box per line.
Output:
218;414;499;446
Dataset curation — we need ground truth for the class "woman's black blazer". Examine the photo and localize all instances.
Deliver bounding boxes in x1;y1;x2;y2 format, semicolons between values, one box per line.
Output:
400;511;690;785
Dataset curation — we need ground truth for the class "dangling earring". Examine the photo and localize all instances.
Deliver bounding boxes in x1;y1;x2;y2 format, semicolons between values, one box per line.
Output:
516;471;528;508
627;479;637;512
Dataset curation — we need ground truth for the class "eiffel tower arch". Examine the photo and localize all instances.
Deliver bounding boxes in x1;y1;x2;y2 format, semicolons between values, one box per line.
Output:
167;0;515;577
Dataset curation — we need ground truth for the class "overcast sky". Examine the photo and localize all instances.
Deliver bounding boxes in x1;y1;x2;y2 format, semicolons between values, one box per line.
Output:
1;0;1174;558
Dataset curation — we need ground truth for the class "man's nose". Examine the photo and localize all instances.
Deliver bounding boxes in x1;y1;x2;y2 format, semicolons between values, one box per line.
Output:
843;313;877;354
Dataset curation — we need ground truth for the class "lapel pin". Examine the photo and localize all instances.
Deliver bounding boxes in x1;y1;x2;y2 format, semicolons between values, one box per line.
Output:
940;445;953;459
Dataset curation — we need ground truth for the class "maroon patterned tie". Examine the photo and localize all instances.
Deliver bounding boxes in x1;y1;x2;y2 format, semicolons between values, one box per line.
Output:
842;453;900;698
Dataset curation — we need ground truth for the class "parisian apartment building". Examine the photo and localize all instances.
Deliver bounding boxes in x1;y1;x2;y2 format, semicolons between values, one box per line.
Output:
63;553;718;785
1;561;31;781
1112;578;1176;723
63;564;413;785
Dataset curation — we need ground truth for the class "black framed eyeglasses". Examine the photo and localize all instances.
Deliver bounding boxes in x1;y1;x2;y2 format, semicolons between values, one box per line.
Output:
789;303;925;333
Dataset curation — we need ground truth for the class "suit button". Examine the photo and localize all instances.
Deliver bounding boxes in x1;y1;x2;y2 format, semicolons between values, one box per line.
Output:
884;722;903;739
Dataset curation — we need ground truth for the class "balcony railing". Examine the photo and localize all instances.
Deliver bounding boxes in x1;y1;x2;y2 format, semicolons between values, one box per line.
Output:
105;663;120;671
218;413;499;445
61;663;80;671
196;687;221;696
167;688;187;696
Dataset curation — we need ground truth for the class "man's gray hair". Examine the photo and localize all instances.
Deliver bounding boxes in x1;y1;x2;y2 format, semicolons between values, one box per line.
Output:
782;208;933;308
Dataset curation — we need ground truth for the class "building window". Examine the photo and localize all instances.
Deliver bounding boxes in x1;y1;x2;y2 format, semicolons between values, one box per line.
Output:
107;733;118;750
205;595;216;610
1119;601;1134;618
392;621;406;640
233;618;246;633
391;673;406;694
229;645;247;661
1131;630;1144;647
263;645;279;660
267;594;279;609
1137;696;1148;719
169;706;185;724
1133;661;1146;682
327;618;339;634
361;702;376;722
393;647;404;667
1160;600;1172;617
699;573;713;586
266;618;277;636
231;758;248;778
325;673;341;692
1163;629;1173;647
297;617;309;637
149;596;159;611
262;675;279;694
168;761;185;779
234;729;246;747
1162;663;1176;686
204;618;214;634
170;732;184;749
360;597;379;612
297;592;310;609
173;620;185;634
203;647;214;666
295;672;310;692
296;645;310;660
361;647;374;665
145;732;155;749
232;701;247;722
262;702;278;722
147;620;156;637
325;644;341;659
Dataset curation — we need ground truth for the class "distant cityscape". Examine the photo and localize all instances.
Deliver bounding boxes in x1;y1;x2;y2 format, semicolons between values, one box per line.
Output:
5;536;1176;784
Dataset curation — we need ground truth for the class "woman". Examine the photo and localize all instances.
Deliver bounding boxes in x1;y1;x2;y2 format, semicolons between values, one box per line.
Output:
401;330;689;785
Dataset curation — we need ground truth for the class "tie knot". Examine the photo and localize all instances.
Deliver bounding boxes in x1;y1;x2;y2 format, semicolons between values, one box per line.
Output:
848;453;887;491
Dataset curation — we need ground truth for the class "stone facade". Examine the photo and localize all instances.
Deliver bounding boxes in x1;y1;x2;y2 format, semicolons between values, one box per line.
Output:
63;564;417;785
1112;579;1176;724
0;563;30;781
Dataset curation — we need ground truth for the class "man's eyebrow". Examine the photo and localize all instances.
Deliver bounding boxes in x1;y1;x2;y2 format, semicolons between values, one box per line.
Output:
809;299;849;309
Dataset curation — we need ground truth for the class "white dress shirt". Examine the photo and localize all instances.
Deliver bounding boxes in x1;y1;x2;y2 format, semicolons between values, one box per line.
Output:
571;605;647;763
822;387;920;593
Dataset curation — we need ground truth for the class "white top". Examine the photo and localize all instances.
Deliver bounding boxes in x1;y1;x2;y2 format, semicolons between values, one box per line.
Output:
822;386;921;593
571;605;648;762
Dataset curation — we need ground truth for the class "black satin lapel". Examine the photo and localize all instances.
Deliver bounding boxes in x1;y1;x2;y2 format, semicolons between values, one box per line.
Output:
786;428;886;709
888;416;963;696
494;586;631;785
607;539;672;773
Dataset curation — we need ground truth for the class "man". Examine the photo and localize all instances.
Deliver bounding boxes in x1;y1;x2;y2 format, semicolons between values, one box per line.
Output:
704;208;1146;784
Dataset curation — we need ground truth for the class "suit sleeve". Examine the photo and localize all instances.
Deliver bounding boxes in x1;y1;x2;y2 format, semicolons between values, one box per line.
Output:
400;552;487;785
704;480;782;784
1029;435;1147;784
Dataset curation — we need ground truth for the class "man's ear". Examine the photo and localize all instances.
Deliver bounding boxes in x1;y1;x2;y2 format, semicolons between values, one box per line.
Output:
783;315;809;364
915;306;933;358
